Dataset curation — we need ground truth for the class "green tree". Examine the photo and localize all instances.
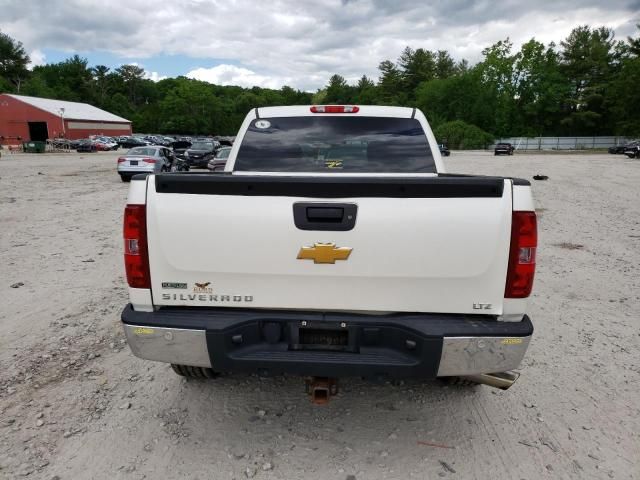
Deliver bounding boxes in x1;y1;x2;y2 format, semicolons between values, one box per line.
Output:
377;60;405;104
398;47;436;94
456;59;470;74
476;39;517;136
20;73;54;98
607;56;640;135
234;91;261;115
0;31;30;92
30;55;93;102
91;65;111;105
415;68;495;133
156;78;229;134
354;75;377;103
435;50;456;79
628;24;640;56
325;74;352;103
512;39;570;135
311;88;327;104
116;64;146;104
0;75;12;92
279;85;311;105
559;26;621;134
104;92;132;120
606;27;640;135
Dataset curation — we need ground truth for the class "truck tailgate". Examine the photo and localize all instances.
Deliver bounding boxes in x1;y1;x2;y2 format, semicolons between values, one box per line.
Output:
145;175;512;315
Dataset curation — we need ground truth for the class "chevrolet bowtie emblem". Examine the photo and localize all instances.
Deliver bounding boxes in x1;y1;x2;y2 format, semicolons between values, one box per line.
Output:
297;243;353;264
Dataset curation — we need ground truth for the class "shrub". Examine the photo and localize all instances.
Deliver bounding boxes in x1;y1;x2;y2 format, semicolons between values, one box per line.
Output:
433;120;494;149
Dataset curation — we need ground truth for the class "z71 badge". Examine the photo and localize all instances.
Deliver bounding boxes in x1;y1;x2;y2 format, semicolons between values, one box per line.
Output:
193;282;213;293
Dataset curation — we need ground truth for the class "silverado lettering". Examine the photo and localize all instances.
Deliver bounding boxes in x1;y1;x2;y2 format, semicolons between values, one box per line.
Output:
161;293;253;302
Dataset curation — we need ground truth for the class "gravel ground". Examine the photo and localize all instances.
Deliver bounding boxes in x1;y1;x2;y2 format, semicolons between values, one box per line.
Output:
0;150;639;480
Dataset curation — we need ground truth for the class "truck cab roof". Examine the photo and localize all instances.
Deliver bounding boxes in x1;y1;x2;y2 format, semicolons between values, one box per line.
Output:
255;105;417;118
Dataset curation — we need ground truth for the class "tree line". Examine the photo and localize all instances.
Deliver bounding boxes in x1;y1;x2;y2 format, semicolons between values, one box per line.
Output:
1;25;639;142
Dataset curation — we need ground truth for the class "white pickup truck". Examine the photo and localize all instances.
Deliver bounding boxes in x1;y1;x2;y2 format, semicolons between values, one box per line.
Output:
121;105;536;400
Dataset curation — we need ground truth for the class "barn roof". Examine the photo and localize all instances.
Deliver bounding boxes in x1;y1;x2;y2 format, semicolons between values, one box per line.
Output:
4;94;130;123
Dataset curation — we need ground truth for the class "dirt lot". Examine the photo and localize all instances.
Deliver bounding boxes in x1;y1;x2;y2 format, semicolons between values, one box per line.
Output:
1;150;639;480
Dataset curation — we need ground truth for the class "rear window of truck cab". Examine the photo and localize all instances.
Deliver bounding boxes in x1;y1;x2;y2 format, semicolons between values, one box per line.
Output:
234;116;435;173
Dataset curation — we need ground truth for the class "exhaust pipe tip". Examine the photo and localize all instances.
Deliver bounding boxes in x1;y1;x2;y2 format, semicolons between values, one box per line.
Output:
461;371;520;390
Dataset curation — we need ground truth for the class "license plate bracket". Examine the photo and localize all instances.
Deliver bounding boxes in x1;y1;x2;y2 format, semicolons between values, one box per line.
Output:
289;322;357;352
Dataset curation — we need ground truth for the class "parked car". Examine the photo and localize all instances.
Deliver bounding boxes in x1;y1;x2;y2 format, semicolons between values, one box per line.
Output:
50;138;72;149
207;146;232;171
171;140;192;159
438;144;450;156
215;136;234;147
184;141;218;168
119;137;149;149
170;156;190;173
145;135;171;146
117;146;175;182
68;139;83;149
608;145;625;154
97;136;119;150
93;141;111;151
624;143;640;158
93;137;118;151
76;139;97;152
494;142;514;155
610;141;638;154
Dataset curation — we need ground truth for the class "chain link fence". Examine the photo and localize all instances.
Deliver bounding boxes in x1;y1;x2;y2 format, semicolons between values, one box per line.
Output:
491;136;637;151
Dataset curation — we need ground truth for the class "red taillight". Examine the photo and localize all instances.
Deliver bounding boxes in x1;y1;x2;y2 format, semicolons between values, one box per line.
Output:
142;157;156;164
310;105;359;113
123;204;150;289
117;157;126;163
505;211;537;298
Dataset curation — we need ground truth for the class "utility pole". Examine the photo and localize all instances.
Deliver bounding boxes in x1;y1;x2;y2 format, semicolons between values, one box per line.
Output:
59;108;66;137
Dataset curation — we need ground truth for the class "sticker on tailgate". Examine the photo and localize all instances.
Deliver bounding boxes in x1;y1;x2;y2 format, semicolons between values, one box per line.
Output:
162;282;187;289
133;327;155;335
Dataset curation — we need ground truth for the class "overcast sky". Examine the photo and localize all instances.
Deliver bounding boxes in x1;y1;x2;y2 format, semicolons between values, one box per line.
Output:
0;0;638;91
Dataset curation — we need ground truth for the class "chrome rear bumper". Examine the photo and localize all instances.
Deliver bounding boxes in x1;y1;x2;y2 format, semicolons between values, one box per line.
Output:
436;336;531;376
124;325;211;368
123;322;531;377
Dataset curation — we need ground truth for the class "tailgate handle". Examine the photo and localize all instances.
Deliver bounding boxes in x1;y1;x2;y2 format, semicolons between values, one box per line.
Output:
306;207;343;222
293;203;357;231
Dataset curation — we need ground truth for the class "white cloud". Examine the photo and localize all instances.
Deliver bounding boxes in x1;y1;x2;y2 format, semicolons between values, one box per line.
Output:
27;49;45;69
2;0;638;90
186;64;287;89
144;71;167;82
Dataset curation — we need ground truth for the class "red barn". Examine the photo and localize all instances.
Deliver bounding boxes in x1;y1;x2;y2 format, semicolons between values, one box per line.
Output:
0;93;132;143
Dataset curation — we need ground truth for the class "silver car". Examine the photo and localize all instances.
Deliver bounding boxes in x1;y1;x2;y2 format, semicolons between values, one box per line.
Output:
117;146;174;182
207;146;232;172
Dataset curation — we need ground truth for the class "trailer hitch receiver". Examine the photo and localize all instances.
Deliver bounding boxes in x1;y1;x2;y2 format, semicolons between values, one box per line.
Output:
305;377;338;405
